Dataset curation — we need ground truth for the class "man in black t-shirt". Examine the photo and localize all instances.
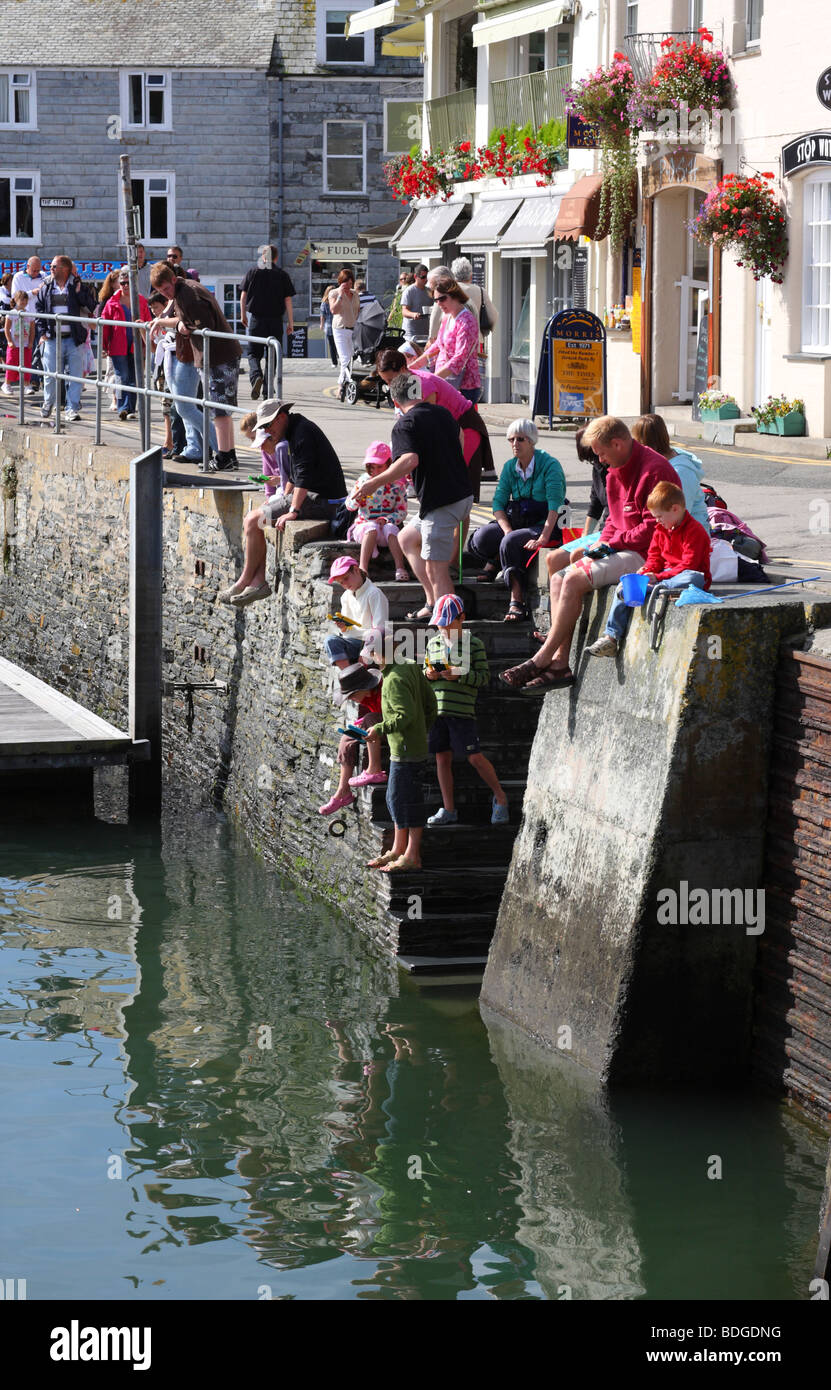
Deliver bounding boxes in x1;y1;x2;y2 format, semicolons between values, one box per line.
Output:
356;373;473;619
240;246;296;399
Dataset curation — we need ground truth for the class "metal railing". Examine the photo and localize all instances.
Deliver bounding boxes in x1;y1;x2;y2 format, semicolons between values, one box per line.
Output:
622;28;725;83
490;64;572;133
425;88;477;150
2;308;283;472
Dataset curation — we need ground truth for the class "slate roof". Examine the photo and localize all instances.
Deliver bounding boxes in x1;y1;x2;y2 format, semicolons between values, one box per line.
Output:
3;0;280;68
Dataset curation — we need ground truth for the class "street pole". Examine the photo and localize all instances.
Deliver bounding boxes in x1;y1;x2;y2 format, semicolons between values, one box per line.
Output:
119;154;148;448
128;445;163;817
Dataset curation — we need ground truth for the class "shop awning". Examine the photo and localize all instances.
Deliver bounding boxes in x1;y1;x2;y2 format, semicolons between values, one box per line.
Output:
381;18;425;57
554;173;605;241
472;0;569;48
457;197;523;252
357;212;414;249
394;198;470;256
497;191;564;257
346;1;415;37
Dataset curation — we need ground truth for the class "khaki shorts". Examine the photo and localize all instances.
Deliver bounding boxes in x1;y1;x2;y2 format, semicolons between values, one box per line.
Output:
571;548;643;590
410;495;474;562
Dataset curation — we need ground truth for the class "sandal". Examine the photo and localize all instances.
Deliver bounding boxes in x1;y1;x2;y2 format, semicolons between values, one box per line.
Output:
499;659;543;689
367;849;399;869
406;606;432;622
524;664;574;691
394;569;409;582
476;566;498;583
504;601;528;623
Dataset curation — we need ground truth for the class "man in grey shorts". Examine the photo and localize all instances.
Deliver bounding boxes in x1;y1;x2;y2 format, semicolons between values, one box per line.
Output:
354;373;473;621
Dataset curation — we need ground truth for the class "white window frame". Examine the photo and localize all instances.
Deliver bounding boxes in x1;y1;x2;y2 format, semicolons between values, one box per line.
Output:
118;171;176;245
323;121;367;197
383;99;423;156
0;169;40;244
120;70;172;131
0;69;37;129
316;3;373;66
625;1;638;38
746;0;763;46
802;170;831;353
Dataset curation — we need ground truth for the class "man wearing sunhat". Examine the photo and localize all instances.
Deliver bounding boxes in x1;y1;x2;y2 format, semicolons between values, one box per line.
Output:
218;399;347;607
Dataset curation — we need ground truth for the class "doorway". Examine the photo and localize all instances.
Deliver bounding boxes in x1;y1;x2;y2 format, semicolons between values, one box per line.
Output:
754;277;773;410
676;191;708;401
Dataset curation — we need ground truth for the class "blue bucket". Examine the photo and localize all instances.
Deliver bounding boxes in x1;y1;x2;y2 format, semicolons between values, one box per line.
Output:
621;572;649;607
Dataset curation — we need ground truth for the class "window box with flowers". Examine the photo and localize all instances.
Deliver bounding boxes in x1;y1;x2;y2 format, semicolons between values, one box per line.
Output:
692;172;788;282
752;396;805;435
383;123;567;204
698;389;740;420
565;52;638;249
631;29;733;135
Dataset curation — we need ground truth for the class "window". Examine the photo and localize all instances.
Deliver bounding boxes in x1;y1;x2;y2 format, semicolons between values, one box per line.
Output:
384;99;423;155
0;70;36;127
555;30;572;67
119;173;175;243
528;31;546;73
803;175;831;352
121;71;171;129
0;171;39;242
747;0;764;44
316;5;372;66
323;122;366;195
625;1;638;38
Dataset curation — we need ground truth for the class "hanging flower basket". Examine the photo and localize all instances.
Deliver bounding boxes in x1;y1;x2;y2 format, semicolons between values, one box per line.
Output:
631;28;733;132
692;173;788;282
566;53;639;248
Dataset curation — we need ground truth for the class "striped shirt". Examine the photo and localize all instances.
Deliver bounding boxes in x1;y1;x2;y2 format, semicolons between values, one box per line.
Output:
424;632;489;719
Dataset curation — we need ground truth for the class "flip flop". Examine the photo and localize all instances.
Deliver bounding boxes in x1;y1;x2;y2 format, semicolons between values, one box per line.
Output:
406;606;432;622
524;665;574;691
367;849;399;869
380;855;422;873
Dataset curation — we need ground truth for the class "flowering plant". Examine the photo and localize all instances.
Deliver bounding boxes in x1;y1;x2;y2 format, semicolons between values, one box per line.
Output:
692;172;788;282
697;388;737;411
383;126;566;203
751;394;804;426
566;53;638;247
631;28;732;129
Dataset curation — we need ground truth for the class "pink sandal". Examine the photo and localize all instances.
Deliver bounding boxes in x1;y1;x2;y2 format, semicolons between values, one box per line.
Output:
348;770;387;787
318;792;355;815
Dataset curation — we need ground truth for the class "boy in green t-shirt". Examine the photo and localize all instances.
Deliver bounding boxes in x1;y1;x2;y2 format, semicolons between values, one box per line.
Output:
423;594;508;827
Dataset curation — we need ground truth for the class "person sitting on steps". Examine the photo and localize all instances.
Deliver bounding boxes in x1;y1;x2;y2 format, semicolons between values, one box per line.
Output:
424;594;509;827
323;555;389;669
344;440;410;582
319;664;386;817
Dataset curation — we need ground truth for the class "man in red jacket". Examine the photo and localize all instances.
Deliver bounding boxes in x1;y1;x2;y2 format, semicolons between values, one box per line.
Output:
500;416;680;690
588;479;711;656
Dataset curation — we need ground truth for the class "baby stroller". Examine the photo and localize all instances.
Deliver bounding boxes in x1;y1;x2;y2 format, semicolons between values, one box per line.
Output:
344;298;405;406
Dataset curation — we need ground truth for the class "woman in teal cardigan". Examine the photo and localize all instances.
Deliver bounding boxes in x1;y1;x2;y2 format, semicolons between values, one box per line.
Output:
468;418;566;620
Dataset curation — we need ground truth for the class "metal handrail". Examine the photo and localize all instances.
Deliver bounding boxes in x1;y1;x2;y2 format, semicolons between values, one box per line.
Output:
2;307;283;464
490;64;573;134
622;28;725;84
425;89;477;150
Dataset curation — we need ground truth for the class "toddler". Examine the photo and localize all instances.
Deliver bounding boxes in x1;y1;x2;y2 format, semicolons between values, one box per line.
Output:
345;440;409;581
2;291;34;393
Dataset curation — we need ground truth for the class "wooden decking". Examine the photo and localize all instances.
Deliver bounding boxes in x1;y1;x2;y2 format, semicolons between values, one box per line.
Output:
0;657;148;771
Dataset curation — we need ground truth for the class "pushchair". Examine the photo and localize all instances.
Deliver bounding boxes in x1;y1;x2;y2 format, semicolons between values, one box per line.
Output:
343;298;405;407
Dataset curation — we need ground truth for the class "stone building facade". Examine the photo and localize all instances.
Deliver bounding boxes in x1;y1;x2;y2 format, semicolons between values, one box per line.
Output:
1;0;420;333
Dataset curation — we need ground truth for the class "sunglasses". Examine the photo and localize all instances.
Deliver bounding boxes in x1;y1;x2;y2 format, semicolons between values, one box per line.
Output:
435;293;448;303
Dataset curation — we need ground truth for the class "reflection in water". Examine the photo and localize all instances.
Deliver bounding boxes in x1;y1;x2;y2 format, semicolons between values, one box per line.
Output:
0;813;826;1300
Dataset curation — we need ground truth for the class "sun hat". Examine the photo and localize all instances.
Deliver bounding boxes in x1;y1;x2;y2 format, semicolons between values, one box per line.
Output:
339;663;381;695
430;593;465;626
256;399;294;428
327;555;361;584
364;440;392;467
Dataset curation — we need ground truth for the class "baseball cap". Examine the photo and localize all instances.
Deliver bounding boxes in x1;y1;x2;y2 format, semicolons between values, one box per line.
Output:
338;663;381;695
364;440;391;468
327;555;360;584
430;593;465;627
256;399;293;428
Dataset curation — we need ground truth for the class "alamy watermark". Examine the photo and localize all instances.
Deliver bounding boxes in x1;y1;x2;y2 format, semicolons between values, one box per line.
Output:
656;881;765;936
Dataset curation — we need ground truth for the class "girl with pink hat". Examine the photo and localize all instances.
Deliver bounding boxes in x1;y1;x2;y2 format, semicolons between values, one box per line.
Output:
344;440;410;582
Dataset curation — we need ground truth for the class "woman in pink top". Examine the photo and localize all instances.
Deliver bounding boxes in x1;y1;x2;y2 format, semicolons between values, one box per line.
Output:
408;274;481;404
376;347;494;501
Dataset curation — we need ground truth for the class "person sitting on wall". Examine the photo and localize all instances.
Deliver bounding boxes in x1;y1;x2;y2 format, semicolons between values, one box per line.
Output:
632;414;710;531
532;425;608;643
217;399;346;608
319;663;387;817
323;555;389;670
499;416;681;691
586;480;712;658
467;418;566;622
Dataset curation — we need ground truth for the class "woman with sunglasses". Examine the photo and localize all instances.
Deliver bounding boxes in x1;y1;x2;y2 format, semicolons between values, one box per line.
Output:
468;419;566;621
408;275;481;406
375;347;494;502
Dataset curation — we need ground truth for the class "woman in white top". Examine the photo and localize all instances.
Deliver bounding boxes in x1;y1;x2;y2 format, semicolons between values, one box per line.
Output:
327;267;361;400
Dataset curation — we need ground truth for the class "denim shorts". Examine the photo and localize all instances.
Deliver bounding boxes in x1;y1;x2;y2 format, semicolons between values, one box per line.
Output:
386;759;427;828
428;714;481;758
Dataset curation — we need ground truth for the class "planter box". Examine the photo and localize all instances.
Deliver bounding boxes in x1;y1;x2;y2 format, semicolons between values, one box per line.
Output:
776;410;805;436
756;420;778;434
701;403;740;421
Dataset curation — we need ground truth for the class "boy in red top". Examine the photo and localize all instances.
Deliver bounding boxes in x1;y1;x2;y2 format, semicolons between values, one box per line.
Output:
588;481;711;656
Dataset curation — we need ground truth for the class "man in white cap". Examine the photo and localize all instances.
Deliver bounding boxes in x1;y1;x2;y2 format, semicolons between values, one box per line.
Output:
218;399;346;607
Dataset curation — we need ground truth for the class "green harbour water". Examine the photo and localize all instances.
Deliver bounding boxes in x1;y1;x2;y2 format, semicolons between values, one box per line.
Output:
0;811;827;1302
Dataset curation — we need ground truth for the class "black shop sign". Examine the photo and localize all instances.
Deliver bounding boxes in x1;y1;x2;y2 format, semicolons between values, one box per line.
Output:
782;132;831;176
286;325;308;359
818;67;831;111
